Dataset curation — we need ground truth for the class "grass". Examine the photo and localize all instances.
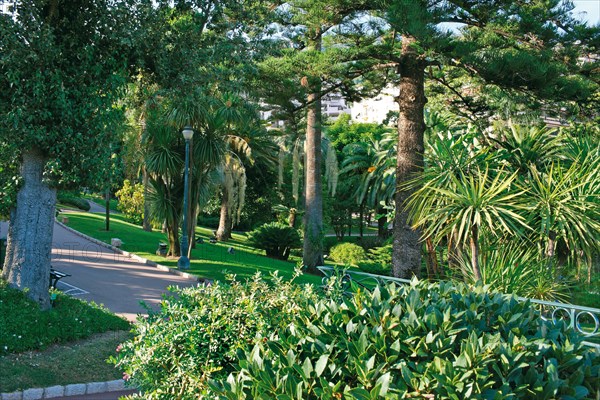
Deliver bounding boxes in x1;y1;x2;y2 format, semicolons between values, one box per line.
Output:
0;280;130;356
81;193;119;212
0;331;130;393
60;212;323;286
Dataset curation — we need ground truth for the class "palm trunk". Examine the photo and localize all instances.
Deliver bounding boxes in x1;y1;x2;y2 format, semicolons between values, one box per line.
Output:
425;237;439;279
392;35;426;279
142;167;152;232
216;188;232;241
289;208;297;228
377;206;387;238
2;149;55;310
470;225;482;281
302;31;324;272
167;222;180;257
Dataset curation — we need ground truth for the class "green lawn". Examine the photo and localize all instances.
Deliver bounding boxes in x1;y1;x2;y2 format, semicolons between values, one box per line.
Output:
60;212;323;286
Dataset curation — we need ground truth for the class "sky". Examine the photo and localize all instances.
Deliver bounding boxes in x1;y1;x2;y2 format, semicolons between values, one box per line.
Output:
573;0;600;25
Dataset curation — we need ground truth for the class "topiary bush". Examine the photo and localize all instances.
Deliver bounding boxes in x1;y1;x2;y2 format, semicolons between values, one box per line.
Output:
329;242;367;266
210;279;600;399
111;272;318;399
246;222;302;260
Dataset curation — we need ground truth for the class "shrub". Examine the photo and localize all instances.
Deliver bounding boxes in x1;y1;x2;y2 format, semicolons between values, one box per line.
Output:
210;280;600;399
115;180;145;225
246;222;302;260
111;272;318;399
329;242;367;266
57;192;91;211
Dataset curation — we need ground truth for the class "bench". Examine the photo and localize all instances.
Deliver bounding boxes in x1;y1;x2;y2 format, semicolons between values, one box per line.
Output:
49;268;71;289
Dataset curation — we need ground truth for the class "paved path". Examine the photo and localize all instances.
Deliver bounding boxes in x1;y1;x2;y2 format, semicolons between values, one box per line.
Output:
1;219;198;322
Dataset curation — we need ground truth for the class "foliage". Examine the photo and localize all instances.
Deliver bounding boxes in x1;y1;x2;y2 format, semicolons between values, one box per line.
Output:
329;242;368;266
115;180;145;225
111;272;319;398
0;280;129;356
210;280;600;399
56;192;91;212
246;222;302;261
456;241;571;302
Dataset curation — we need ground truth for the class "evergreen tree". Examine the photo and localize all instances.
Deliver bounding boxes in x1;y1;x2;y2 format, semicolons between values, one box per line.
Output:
0;0;134;308
377;0;600;278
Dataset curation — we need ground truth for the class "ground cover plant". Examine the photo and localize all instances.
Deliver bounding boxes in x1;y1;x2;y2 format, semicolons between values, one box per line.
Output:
59;211;322;285
0;331;129;393
111;272;320;398
0;279;130;356
210;279;600;399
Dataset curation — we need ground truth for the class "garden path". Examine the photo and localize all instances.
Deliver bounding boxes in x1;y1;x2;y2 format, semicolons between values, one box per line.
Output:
0;219;198;322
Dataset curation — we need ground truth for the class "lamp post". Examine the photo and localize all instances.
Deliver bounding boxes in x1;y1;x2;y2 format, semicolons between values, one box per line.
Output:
178;125;194;270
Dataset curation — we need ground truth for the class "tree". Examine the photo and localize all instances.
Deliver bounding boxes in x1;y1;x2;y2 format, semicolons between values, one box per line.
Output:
0;0;132;308
378;0;599;278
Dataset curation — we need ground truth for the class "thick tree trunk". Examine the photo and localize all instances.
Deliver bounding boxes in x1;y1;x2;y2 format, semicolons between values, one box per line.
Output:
2;149;55;310
142;167;152;232
392;35;426;279
216;188;232;241
470;225;482;281
302;33;324;272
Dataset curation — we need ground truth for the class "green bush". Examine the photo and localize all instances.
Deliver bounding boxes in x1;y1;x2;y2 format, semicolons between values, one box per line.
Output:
57;192;91;211
246;222;302;260
111;272;318;398
329;242;367;266
0;280;129;355
115;180;145;225
210;280;600;399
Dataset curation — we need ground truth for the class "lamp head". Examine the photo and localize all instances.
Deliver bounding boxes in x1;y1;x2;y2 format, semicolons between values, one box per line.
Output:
182;126;194;140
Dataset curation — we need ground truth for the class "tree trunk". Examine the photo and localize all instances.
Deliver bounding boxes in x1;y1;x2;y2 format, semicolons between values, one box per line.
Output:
142;167;152;232
289;208;297;228
359;205;364;238
2;149;55;310
216;187;232;241
470;225;482;281
392;35;426;279
377;207;387;238
302;32;324;272
167;222;180;257
105;188;110;231
425;237;439;279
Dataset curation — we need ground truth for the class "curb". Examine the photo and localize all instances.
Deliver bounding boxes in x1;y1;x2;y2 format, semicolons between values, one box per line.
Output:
55;220;205;283
0;379;129;400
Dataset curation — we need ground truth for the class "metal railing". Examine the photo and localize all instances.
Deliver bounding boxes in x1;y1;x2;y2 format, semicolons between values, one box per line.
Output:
317;266;600;349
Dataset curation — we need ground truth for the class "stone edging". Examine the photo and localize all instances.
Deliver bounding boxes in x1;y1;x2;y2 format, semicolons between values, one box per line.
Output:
55;220;204;283
0;379;127;400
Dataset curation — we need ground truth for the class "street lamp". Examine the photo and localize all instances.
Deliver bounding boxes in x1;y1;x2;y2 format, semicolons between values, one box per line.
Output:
178;125;194;270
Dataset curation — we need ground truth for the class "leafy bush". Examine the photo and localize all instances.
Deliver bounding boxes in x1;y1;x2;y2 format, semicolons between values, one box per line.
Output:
329;242;367;266
111;272;318;398
57;192;91;211
0;280;129;355
210;280;600;399
358;260;391;275
115;179;145;225
246;222;302;260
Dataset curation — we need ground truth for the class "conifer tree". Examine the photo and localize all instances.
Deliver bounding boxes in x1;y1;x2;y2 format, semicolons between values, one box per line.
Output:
378;0;599;278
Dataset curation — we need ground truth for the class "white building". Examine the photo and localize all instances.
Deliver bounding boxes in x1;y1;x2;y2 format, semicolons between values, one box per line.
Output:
321;93;351;120
350;87;398;124
0;1;14;14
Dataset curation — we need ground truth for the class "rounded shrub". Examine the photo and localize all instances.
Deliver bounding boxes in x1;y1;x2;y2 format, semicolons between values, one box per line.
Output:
57;193;91;211
210;280;600;399
329;242;367;266
111;272;318;398
246;222;302;260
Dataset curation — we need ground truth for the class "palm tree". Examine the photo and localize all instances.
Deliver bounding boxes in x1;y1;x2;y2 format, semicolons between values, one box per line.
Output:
406;167;529;281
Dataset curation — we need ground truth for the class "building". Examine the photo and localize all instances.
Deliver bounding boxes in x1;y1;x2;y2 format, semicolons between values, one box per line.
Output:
350;87;398;124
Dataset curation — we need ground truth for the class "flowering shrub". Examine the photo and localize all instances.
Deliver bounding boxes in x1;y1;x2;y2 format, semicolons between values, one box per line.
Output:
111;271;318;399
329;242;367;266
